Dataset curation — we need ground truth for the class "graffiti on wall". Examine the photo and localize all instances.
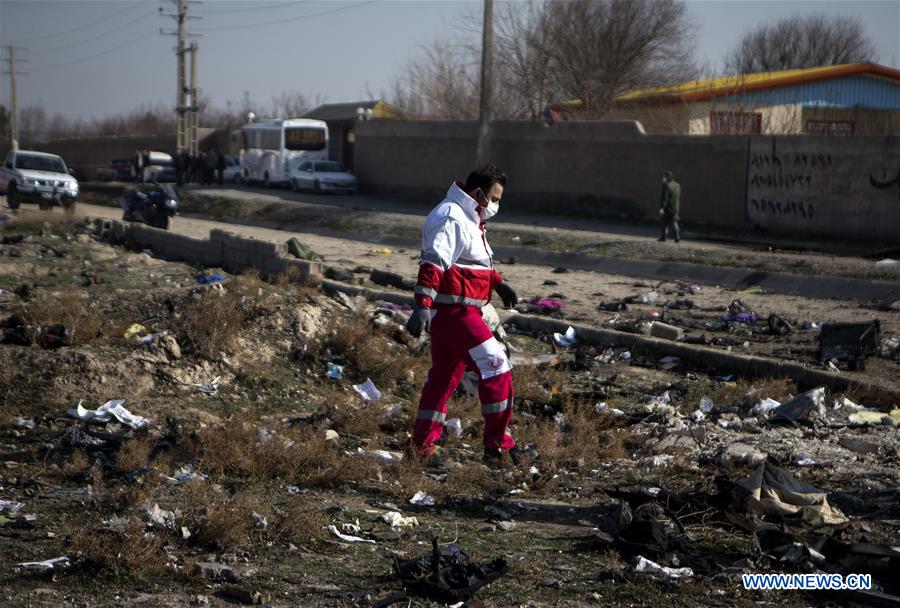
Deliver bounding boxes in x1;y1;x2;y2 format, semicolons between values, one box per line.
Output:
747;139;900;238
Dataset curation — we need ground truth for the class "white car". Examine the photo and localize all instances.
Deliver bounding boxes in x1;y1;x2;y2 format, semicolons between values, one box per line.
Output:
223;155;242;184
291;160;358;194
0;149;79;210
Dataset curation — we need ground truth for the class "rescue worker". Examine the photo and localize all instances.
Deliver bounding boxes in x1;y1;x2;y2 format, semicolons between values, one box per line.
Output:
659;170;681;242
406;164;519;464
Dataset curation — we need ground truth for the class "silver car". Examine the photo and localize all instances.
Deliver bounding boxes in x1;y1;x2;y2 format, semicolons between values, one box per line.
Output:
291;160;358;194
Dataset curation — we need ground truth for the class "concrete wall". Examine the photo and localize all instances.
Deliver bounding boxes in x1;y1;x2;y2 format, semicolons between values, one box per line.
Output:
97;220;321;281
354;119;900;243
747;135;900;241
354;119;750;227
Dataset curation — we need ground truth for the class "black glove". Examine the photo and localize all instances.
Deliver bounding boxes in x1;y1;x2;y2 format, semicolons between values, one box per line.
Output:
495;282;518;308
406;307;431;338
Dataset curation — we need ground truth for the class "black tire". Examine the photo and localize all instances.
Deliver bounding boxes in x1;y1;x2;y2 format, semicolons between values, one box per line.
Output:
314;179;321;193
6;185;20;209
149;213;169;230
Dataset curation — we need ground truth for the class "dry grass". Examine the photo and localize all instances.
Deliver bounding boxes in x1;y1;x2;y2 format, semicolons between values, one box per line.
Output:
321;313;426;387
14;290;103;345
4;211;77;235
114;436;154;473
195;415;380;488
181;287;245;359
69;517;165;577
273;504;329;545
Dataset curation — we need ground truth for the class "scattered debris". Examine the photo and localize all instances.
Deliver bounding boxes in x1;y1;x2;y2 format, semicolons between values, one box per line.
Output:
409;491;436;507
328;524;375;544
14;556;71;572
394;539;508;603
819;320;880;370
382;511;419;528
771;386;826;425
326;362;344;380
650;321;682;341
553;326;577;348
286;237;323;261
730;462;847;525
634;555;694;580
352;378;383;401
67;399;149;430
193;561;242;583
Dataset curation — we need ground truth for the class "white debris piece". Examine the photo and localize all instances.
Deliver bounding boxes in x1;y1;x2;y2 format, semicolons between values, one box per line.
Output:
196;376;221;395
751;397;781;416
634;555;693;579
444;417;463;437
357;448;404;462
15;556;71;572
698;396;714;414
409;490;436;506
145;503;177;530
595;402;625;416
658;356;680;370
67;399;149;429
381;511;419;528
324;429;339;442
0;500;25;514
875;258;897;268
161;465;207;484
352;378;383;401
384;404;402;418
326;363;344;380
252;511;269;529
639;291;659;304
553;326;577;348
328;524;375;544
11;416;35;430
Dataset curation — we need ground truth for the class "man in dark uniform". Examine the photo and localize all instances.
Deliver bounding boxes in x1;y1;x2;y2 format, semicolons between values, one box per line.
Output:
659;170;680;243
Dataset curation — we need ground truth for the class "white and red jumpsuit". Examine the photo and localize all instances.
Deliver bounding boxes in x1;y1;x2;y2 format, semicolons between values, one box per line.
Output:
412;182;515;453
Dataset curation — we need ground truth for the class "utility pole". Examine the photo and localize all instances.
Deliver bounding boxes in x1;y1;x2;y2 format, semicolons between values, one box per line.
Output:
189;42;198;156
160;1;200;153
2;45;28;149
475;0;494;165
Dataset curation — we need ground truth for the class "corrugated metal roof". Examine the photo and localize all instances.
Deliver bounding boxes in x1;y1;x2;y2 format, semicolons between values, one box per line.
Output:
615;62;900;105
729;74;900;109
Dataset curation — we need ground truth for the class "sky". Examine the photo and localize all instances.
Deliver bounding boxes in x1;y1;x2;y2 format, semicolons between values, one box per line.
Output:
1;0;898;124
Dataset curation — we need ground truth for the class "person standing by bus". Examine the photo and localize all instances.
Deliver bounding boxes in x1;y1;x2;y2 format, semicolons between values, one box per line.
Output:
216;148;226;186
406;164;520;464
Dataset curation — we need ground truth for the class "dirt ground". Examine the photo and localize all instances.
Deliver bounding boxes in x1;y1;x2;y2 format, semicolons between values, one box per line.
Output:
0;208;898;607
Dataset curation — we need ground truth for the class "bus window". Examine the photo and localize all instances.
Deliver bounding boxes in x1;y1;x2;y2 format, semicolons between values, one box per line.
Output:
285;127;326;151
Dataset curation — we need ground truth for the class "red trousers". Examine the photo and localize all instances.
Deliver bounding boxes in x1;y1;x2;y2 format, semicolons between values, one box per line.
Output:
412;305;515;451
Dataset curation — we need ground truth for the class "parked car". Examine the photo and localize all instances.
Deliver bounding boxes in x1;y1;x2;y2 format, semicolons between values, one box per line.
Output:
97;157;134;182
0;149;79;211
222;155;242;184
142;151;175;183
290;160;358;194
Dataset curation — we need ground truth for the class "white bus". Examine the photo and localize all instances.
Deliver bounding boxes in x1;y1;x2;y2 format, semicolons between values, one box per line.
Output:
239;118;329;187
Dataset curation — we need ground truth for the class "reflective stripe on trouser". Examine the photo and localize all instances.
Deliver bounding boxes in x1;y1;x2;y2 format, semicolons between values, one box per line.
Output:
412;305;515;451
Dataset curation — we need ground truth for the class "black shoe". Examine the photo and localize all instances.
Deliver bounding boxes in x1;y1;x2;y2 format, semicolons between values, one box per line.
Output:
674;237;681;243
483;445;529;466
657;237;666;242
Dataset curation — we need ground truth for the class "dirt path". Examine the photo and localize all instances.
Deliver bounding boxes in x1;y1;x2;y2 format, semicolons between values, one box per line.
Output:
73;202;900;389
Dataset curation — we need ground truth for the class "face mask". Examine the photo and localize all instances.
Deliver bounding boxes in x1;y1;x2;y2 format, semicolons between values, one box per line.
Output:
662;177;667;183
481;200;500;220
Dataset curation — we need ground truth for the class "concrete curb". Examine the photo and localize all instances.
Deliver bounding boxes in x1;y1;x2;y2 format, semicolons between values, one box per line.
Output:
307;278;898;401
505;314;900;402
93;218;321;282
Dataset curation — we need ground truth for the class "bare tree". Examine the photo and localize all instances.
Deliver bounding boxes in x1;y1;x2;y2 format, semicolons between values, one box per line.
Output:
538;0;697;117
392;39;481;119
725;14;875;74
269;91;312;118
494;0;555;119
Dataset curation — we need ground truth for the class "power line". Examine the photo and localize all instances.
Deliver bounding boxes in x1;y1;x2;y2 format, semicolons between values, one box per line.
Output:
195;0;375;31
29;10;159;56
4;1;149;45
29;30;158;70
194;1;304;13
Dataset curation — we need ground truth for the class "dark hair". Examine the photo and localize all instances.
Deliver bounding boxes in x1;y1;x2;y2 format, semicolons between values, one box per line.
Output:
464;164;507;193
663;170;673;179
